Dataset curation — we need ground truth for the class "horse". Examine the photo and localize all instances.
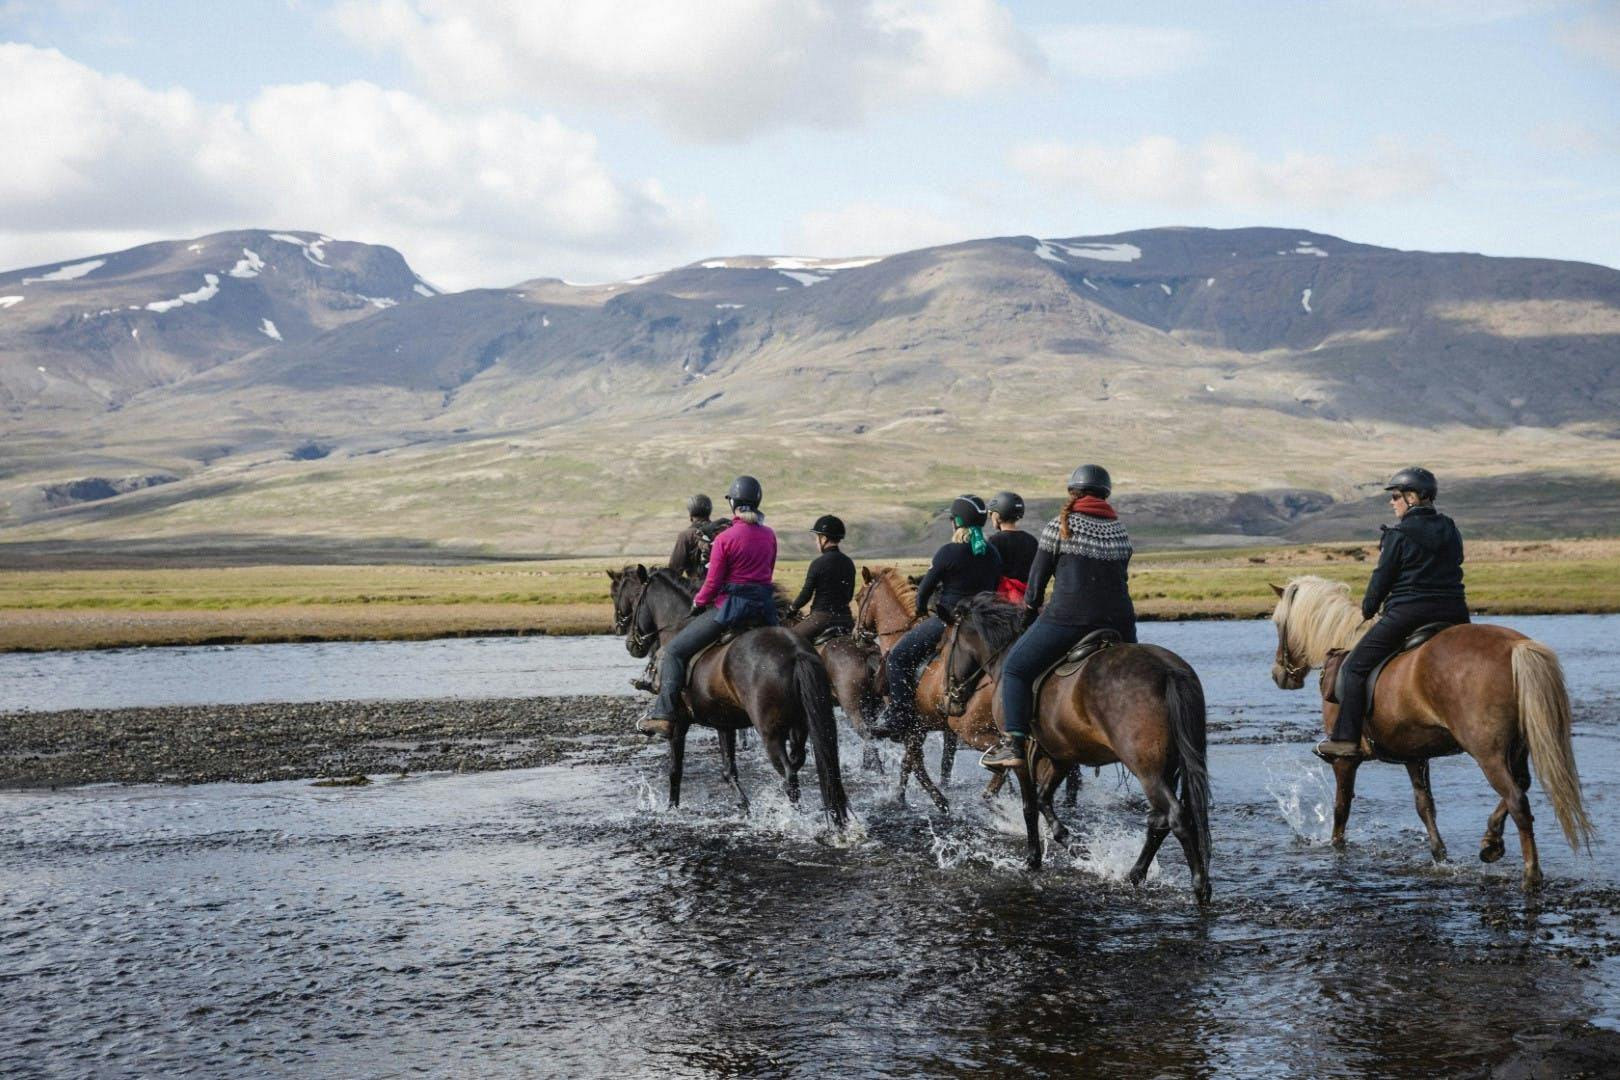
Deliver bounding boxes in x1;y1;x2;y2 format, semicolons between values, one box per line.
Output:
1269;576;1592;890
625;567;850;829
808;626;887;774
606;565;648;634
941;594;1213;903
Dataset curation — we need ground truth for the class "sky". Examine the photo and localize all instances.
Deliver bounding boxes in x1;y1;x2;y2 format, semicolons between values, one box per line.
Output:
2;0;1617;289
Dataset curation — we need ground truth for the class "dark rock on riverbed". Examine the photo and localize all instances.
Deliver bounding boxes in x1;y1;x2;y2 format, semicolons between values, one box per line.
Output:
0;695;646;788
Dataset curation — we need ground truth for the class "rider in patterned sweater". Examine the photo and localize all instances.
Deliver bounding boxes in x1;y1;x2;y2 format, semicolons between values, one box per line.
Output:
983;464;1137;769
1314;466;1470;761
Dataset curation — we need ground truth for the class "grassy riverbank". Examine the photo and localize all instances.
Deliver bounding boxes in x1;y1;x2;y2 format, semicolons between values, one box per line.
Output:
2;539;1615;651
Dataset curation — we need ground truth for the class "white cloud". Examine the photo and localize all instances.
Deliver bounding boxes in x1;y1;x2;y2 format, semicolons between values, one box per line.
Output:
792;201;970;255
1010;135;1444;210
0;43;705;288
1558;11;1620;72
331;0;1043;141
1037;24;1209;80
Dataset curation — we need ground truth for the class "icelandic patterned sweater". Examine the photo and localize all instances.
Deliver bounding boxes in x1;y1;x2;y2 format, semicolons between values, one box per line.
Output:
1026;510;1137;636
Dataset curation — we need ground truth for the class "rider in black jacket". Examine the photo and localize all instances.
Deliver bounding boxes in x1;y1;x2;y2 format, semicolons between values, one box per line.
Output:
790;515;856;642
869;495;1002;739
988;491;1039;596
1315;467;1470;760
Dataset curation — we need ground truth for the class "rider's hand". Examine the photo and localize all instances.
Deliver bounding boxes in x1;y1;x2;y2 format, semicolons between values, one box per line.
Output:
687;603;705;619
1020;606;1038;630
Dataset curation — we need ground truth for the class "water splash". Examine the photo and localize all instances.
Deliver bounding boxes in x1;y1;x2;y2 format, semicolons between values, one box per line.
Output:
1073;825;1159;883
1265;752;1334;844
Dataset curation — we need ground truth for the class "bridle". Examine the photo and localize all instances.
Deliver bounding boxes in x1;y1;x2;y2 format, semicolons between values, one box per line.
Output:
1273;613;1310;685
943;622;1002;715
626;577;659;657
853;579;914;648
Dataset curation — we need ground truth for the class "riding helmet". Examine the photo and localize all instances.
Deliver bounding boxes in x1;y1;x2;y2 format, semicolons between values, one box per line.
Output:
988;491;1025;522
950;494;988;528
1383;466;1438;500
686;493;712;518
726;475;763;510
1066;463;1112;498
810;514;846;542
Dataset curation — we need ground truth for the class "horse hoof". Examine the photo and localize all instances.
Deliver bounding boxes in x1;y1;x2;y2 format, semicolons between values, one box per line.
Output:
1523;869;1544;892
1430;846;1448;863
1480;840;1505;864
1127;868;1146;887
1330;837;1347;852
1195;883;1212;906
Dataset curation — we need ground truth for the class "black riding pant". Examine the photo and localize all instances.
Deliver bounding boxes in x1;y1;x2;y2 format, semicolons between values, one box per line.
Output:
886;616;945;725
1332;599;1470;742
652;609;726;720
791;610;853;643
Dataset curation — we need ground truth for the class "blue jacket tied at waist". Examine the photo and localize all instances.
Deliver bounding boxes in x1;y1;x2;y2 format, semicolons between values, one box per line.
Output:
716;582;779;628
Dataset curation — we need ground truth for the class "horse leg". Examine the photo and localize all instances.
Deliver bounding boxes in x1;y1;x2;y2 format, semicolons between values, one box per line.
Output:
904;732;950;813
785;725;807;805
667;720;689;811
1330;758;1360;850
939;731;958;788
1014;764;1042;870
717;728;750;815
981;770;1007;800
1404;760;1446;862
862;740;885;774
760;732;799;805
1480;798;1509;863
1479;754;1541;891
1035;758;1070;844
1063;766;1080;808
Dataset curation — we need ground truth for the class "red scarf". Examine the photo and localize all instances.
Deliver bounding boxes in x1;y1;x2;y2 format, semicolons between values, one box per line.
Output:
1067;495;1116;520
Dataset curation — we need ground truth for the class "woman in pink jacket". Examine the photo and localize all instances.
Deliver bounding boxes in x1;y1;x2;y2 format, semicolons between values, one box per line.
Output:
639;475;779;734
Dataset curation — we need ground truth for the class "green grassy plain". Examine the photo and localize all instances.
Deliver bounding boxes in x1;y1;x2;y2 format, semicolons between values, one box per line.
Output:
2;539;1616;651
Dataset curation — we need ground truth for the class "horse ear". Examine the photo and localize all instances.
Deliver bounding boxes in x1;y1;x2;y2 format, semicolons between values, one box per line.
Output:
1269;582;1286;597
635;564;650;583
606;568;620;581
861;566;873;583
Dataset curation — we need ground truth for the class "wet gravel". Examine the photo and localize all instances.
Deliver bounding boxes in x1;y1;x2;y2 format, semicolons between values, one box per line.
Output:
0;695;646;789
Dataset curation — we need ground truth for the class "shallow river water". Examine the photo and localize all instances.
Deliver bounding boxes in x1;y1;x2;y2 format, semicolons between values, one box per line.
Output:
3;617;1619;1078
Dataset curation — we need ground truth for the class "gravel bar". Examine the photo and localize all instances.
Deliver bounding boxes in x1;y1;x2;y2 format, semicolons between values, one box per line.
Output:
0;695;648;789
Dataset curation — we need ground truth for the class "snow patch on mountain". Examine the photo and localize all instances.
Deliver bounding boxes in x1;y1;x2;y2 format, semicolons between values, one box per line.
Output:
22;259;106;285
1301;288;1313;313
357;295;398;309
1292;242;1329;257
778;270;829;286
147;274;220;313
1055;241;1142;263
0;295;23;309
1033;240;1066;264
228;249;265;278
414;283;435;298
259;318;282;341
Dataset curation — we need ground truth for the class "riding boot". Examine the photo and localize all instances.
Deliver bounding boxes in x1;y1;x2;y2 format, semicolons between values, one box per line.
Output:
865;702;913;741
1313;739;1363;761
980;733;1027;769
630;654;658;693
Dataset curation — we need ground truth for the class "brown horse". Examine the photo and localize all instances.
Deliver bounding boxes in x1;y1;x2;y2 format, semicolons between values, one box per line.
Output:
942;595;1213;903
811;629;887;773
1269;576;1592;889
852;567;969;810
626;568;850;829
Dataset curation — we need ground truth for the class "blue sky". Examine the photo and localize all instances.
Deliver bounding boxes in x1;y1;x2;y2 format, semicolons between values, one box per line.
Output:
2;0;1616;288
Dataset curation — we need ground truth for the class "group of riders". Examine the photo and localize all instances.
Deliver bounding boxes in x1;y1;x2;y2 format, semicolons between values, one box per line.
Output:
637;463;1470;768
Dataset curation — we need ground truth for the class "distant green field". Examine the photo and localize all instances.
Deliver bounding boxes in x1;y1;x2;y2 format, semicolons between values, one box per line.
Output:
2;540;1616;651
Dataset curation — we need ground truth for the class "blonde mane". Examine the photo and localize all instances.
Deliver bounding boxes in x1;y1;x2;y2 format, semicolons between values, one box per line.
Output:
1274;575;1373;666
872;566;918;613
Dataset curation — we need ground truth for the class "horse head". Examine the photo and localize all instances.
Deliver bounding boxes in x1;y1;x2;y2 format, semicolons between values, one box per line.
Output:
625;569;694;658
941;592;1021;716
609;564;648;635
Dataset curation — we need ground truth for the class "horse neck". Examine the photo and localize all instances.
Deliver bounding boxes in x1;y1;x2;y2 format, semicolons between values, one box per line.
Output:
1289;588;1369;666
871;583;917;651
647;576;696;639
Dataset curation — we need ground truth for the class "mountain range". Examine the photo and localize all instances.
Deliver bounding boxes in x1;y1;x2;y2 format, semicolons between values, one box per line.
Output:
3;225;1618;561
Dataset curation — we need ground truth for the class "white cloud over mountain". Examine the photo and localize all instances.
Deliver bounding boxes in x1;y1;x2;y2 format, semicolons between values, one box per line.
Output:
1010;135;1444;210
331;0;1044;141
0;43;705;287
1036;24;1210;80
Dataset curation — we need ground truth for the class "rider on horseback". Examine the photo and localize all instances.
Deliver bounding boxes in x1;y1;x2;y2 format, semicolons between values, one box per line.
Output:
638;476;779;736
1315;466;1471;760
988;491;1038;604
869;495;1002;740
789;515;856;643
982;464;1137;769
669;493;729;583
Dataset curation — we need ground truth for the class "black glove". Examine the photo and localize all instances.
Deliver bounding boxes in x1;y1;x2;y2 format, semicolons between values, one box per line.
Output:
1020;606;1039;631
687;602;706;619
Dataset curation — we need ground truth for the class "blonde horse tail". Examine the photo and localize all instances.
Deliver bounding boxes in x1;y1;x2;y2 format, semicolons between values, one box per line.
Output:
1512;640;1592;853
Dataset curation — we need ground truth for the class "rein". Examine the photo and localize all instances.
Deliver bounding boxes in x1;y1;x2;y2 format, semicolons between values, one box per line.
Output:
1274;615;1311;683
853;579;916;648
944;625;1009;714
626;577;663;656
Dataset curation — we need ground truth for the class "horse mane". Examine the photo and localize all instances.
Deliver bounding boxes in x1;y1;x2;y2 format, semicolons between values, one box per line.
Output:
1276;575;1372;664
956;592;1023;654
871;566;917;612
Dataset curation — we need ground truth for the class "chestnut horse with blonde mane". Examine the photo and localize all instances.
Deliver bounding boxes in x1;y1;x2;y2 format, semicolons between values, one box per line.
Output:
1270;575;1591;889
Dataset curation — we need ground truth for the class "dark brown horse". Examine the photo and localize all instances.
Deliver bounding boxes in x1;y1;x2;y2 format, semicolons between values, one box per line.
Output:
1269;576;1592;889
606;565;647;634
943;595;1212;903
626;568;850;829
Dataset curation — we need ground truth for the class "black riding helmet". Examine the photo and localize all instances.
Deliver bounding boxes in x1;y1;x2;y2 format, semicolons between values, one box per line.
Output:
988;491;1024;522
950;494;988;528
810;514;846;542
1383;466;1438;501
1067;463;1112;498
686;493;712;518
726;475;763;511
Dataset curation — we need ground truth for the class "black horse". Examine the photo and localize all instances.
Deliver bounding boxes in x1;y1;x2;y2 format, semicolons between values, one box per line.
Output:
626;569;850;829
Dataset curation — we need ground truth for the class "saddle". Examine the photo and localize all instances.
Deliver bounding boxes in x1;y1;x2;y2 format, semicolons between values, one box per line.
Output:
1323;622;1454;710
681;627;744;688
1032;628;1122;700
812;625;853;648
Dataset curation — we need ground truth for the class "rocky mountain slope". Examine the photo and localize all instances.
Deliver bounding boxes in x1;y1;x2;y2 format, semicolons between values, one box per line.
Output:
3;226;1617;557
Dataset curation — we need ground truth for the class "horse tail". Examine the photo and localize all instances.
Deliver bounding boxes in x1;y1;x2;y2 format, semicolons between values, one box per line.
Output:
795;651;850;830
1512;640;1592;853
1163;662;1212;869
